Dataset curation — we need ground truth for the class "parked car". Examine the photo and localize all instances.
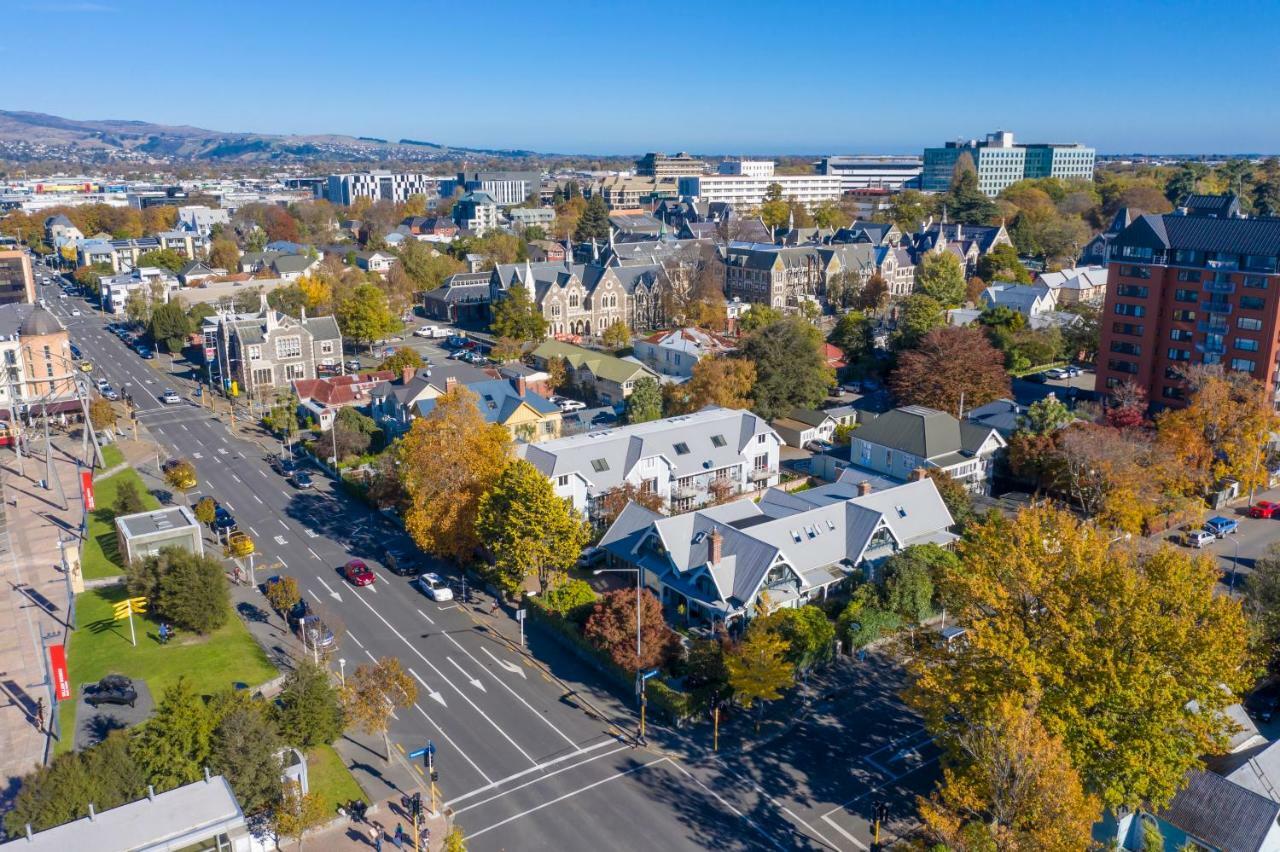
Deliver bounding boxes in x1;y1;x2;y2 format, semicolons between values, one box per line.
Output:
1063;365;1082;377
445;335;468;349
137;347;155;360
84;674;137;708
1251;501;1280;519
1247;681;1280;723
415;572;453;601
160;389;181;404
558;399;586;413
805;439;835;453
380;544;419;577
213;504;236;532
298;614;336;651
100;387;119;401
1044;367;1068;380
1185;528;1217;548
1023;372;1048;384
343;559;375;586
1204;516;1239;537
288;470;314;489
462;351;487;365
268;455;295;475
69;344;81;359
414;325;448;338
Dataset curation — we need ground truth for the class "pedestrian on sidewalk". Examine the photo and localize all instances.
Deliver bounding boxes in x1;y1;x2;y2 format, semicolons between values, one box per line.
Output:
393;823;404;849
34;698;44;732
489;599;499;616
367;823;380;847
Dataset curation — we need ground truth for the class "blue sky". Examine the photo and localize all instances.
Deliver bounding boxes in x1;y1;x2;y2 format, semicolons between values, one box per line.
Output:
11;0;1280;154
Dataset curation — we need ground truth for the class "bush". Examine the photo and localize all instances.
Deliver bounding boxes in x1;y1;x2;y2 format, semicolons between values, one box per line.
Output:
126;546;230;634
539;578;596;620
836;585;902;649
113;478;146;515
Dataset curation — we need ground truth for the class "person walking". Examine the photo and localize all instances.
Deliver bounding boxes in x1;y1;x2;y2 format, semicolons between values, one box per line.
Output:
34;698;44;733
367;824;379;847
392;823;404;849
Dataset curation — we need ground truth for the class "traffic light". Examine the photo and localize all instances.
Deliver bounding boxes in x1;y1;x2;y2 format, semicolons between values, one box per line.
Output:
411;792;422;817
431;767;439;782
875;801;889;822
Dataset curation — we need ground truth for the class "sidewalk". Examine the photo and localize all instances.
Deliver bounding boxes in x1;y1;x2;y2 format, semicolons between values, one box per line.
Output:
0;434;93;798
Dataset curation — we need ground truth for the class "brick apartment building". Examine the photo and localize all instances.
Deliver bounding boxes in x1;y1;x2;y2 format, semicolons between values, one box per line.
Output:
1096;195;1280;408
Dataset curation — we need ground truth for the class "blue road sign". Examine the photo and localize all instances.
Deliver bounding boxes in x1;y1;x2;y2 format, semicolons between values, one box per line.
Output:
640;668;660;681
408;741;436;760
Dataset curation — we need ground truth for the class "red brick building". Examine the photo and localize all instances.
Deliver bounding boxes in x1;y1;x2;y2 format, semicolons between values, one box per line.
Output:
1095;195;1280;408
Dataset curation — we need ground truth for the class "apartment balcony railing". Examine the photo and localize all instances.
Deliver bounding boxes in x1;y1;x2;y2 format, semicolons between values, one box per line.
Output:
1203;279;1236;294
749;467;778;482
1207;258;1240;271
673;485;698;500
1202;301;1233;315
1198;320;1230;334
1196;339;1226;355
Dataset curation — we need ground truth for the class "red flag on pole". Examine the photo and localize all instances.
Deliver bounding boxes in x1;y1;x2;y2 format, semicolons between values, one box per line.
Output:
81;470;94;512
49;644;70;701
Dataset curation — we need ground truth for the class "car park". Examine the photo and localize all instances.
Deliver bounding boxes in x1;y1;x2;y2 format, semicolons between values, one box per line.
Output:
445;335;468;349
415;572;453;601
463;351;488;365
85;674;137;708
1204;516;1239;537
1251;501;1280;519
343;559;375;586
1185;528;1217;548
1023;372;1048;384
1044;367;1069;380
160;389;181;404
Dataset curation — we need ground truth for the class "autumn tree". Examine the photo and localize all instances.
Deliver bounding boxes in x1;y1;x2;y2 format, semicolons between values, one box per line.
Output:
918;693;1099;852
89;397;117;431
908;506;1249;812
295;272;333;313
208;238;240;271
726;626;795;732
377;346;425;374
916;251;967;307
758;183;790;233
892;293;945;349
889;327;1010;414
583;588;678;674
272;780;328;850
854;273;890;314
739;317;834;420
264;575;302;614
194;495;217;526
343;656;417;760
664;356;755;415
490;286;548;343
594;482;665;527
1246;545;1280;673
601;319;631;350
476;459;589;594
335;282;398;352
162;458;197;503
399;386;511;563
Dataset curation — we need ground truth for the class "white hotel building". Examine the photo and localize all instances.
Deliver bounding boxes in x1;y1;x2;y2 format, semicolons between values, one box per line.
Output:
678;160;843;208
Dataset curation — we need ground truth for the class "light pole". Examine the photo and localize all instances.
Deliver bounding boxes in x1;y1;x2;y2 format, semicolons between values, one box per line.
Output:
338;657;346;688
595;566;646;741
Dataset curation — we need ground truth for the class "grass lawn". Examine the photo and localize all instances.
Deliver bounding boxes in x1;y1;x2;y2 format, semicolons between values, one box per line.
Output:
306;744;367;815
56;585;277;754
81;467;161;580
99;443;124;470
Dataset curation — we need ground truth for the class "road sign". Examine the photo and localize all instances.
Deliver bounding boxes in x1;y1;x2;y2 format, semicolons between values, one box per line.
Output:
49;643;70;701
640;668;660;681
515;608;526;622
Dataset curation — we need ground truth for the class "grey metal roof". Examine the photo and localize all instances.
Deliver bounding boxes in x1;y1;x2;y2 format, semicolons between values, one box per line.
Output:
1155;770;1280;852
19;306;64;337
1216;739;1280;803
116;506;198;539
1118;212;1280;257
302;315;341;341
853;406;984;460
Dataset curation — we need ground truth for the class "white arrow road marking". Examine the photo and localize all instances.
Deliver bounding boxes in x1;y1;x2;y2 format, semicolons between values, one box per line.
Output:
482;647;527;679
316;577;343;602
217;448;228;455
447;657;486;692
305;528;319;538
409;667;447;707
444;633;574;746
192;452;202;459
274;535;287;546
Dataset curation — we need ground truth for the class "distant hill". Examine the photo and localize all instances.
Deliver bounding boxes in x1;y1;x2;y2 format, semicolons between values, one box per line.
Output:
0;110;541;164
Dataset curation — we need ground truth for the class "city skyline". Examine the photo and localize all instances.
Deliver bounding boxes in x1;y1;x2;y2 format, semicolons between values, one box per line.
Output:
12;0;1280;155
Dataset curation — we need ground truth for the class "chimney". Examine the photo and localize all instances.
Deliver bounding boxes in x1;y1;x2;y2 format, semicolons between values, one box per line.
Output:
514;375;527;397
147;785;155;800
708;529;722;566
444;376;457;392
401;366;414;385
857;480;873;496
910;467;928;482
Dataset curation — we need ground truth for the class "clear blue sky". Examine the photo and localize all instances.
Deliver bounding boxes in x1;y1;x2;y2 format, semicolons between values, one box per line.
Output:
11;0;1280;155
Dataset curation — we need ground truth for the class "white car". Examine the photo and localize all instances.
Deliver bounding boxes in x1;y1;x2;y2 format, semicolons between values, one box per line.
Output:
1185;528;1216;548
414;325;447;338
415;573;454;601
558;399;586;413
160;389;181;404
70;309;81;317
1044;367;1069;380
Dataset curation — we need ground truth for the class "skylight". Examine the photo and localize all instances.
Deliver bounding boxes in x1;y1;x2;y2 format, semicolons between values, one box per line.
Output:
673;442;691;455
710;434;727;448
895;505;907;518
591;458;610;472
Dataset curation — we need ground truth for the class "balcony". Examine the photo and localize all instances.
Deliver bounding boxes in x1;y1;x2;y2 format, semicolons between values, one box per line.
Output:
1202;301;1233;315
1203;279;1236;294
1207;258;1240;271
749;467;778;482
673;485;698;500
1197;320;1229;334
1197;339;1226;355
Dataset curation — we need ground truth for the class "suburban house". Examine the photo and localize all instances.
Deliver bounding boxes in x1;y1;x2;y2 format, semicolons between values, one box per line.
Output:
963;398;1027;438
519;407;782;517
770;409;837;448
1105;770;1280;851
291;370;394;430
368;362;495;435
632;327;734;379
1037;264;1108;305
848;405;1005;493
598;477;955;628
354;251;396;275
529;340;660;405
414;376;562;443
979;282;1058;318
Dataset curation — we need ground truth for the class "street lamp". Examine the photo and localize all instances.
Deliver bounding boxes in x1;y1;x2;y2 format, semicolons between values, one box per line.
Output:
338;657;346;688
595;565;647;742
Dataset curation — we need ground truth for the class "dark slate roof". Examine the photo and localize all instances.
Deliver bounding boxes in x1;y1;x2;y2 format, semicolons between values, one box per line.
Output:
852;405;996;460
1156;771;1280;852
414;377;558;423
1117;213;1280;257
1181;193;1242;217
19;306;64;337
302;315;341;341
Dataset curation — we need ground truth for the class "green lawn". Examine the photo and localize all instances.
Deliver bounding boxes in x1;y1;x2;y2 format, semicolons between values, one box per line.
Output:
306;744;367;816
99;443;124;470
56;586;277;754
81;467;161;579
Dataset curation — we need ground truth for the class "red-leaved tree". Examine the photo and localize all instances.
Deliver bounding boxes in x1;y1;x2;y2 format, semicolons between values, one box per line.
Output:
583;588;677;674
890;326;1011;414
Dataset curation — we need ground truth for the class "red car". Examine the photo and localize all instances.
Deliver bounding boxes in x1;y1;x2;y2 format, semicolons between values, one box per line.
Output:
1250;501;1280;519
343;559;376;586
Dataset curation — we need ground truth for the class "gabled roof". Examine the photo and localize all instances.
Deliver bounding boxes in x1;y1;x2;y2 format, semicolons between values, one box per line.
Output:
1155;770;1280;852
272;254;316;275
302;315;341;341
415;377;559;425
853;405;1000;461
531;340;657;385
1180;192;1242;218
292;371;394;407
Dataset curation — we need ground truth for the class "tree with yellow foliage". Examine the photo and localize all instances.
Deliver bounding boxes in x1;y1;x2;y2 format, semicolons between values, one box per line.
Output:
918;693;1099;852
664;356;755;415
397;386;511;563
908;506;1249;812
295;273;333;313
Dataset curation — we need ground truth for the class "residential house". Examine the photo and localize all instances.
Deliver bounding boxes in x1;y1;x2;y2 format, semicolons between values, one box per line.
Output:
354;251;396;275
414;376;562;443
529;340;659;405
1037;264;1108;305
177;260;222;287
99;267;179;315
508;206;556;229
209;302;342;398
175;205;230;235
633;327;734;379
1106;771;1280;851
848;405;1005;493
598;476;954;628
979;282;1057;318
770;408;837;448
518;407;782;517
43;213;83;250
367;362;496;435
963;398;1027;438
270;254;320;282
291;370;394;430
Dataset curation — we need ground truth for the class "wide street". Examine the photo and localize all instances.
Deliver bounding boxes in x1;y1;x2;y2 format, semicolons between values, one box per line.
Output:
36;277;930;851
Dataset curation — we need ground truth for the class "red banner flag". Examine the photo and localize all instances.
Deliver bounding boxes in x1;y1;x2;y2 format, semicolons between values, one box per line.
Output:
81;470;94;512
49;644;70;701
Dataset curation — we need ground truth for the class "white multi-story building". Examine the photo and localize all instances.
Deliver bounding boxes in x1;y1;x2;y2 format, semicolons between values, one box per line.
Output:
817;156;923;191
717;159;776;179
678;172;843;208
519;407;782;518
322;172;451;206
176;205;230;235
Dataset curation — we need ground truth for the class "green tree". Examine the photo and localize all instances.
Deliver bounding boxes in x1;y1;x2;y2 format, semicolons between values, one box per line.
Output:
540;577;596;617
625;377;663;424
885;190;935;231
490;285;548;343
398;239;463;291
828;311;872;362
754;606;835;672
335;282;398;352
573;195;611;243
73;261;113;296
881;548;937;623
916;252;967;307
975;243;1031;284
209;693;283;815
1164;163;1209;204
836;587;901;649
1245;545;1280;673
127;547;231;634
1252;157;1280;216
135;248;185;273
377;346;425;374
737;305;783;335
925;469;975;531
601;319;631;350
112;478;146;515
148;302;191;353
945;159;999;224
1019;395;1073;435
124;290;152;326
759;183;790;233
726;626;795;732
477;459;590;594
273;660;344;749
131;677;214;791
739;317;834;420
892;293;946;350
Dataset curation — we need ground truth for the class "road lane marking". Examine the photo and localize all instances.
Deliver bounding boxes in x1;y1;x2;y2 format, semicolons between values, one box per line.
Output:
258;469;267;478
231;473;241;483
345;590;536;765
666;760;786;850
447;740;626;810
821;815;868;851
248;526;258;536
415;608;435;625
466;757;669;840
308;547;321;560
346;630;364;648
442;633;574;744
278;519;289;530
413;703;491;784
408;667;447;707
253;495;263;504
316;577;343;602
739;775;840;849
482;647;526;680
447;657;486;692
224;501;235;510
